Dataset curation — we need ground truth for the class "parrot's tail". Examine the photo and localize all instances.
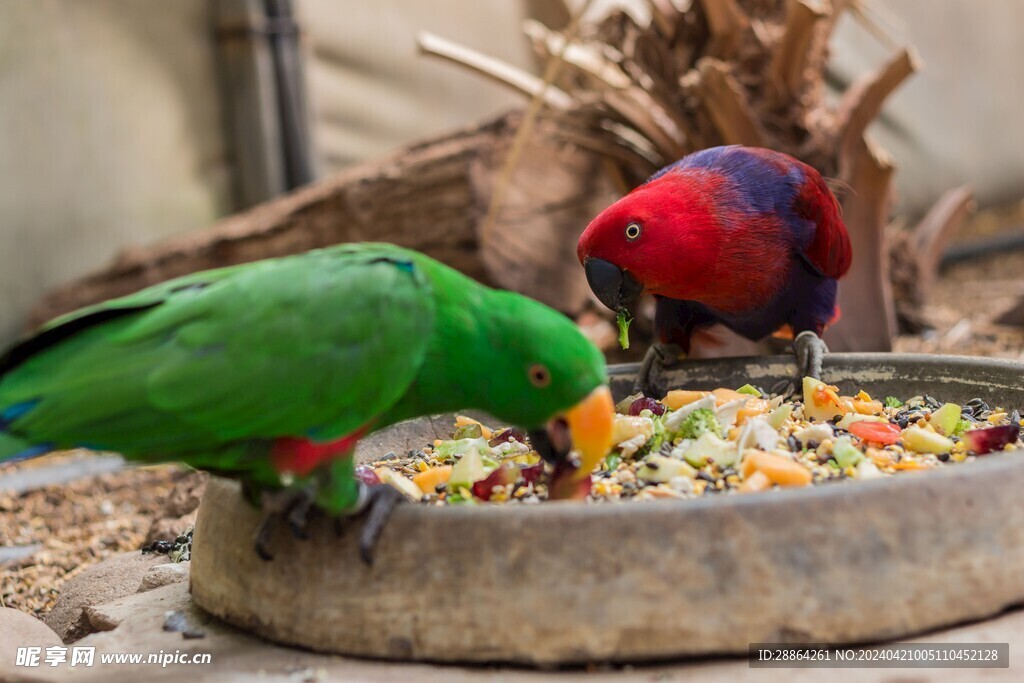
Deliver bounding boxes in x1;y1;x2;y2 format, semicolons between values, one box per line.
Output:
0;432;48;462
0;400;49;462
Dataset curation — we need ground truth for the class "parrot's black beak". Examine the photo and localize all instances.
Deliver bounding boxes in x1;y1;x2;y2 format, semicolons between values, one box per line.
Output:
528;421;569;465
583;258;643;312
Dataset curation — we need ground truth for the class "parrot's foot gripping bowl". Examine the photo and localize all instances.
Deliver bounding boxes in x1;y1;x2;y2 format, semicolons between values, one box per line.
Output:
189;354;1024;665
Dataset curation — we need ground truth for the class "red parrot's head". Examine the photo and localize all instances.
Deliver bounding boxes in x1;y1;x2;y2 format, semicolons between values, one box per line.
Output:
577;172;720;312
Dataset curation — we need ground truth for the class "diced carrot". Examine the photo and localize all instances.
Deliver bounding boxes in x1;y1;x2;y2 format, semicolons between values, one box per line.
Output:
813;385;852;416
662;390;710;410
739;470;771;493
741;450;812;487
455;415;493;439
412;465;453;494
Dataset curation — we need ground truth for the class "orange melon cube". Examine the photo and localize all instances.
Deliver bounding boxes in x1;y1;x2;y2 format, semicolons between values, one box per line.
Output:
741;450;812;487
711;388;748;406
412;465;453;494
661;390;710;410
736;399;769;425
739;470;771;493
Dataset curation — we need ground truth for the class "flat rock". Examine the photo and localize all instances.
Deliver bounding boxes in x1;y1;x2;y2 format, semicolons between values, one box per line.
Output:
0;607;62;672
10;581;1024;682
138;562;190;592
43;551;170;642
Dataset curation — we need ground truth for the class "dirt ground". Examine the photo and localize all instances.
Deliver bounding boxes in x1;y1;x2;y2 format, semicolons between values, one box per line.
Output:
894;201;1024;356
895;241;1024;357
0;455;183;614
2;232;1024;619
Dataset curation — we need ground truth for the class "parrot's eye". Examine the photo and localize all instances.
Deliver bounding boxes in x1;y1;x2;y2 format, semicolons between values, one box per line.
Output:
625;222;642;241
528;364;551;388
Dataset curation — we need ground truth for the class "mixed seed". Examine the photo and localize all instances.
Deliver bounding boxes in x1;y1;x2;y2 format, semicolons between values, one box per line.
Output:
364;378;1022;506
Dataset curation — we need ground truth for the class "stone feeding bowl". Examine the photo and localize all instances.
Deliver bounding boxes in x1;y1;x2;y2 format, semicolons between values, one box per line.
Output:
189;353;1024;665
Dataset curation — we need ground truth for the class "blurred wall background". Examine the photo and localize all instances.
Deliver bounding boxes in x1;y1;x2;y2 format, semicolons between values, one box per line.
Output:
0;0;1022;345
829;0;1024;213
0;0;533;344
0;0;230;344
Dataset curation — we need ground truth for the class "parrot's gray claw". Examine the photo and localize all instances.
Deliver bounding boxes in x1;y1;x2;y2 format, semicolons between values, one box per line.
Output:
634;343;683;397
772;331;829;399
769;377;799;400
794;330;828;381
357;483;405;566
253;486;316;561
254;525;275;561
286;494;316;540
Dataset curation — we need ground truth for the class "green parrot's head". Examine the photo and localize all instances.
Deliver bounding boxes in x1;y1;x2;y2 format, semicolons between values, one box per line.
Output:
407;252;615;498
471;290;614;497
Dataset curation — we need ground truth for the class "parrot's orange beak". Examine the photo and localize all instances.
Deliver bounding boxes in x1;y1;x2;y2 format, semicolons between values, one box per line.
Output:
563;385;615;475
533;386;614;500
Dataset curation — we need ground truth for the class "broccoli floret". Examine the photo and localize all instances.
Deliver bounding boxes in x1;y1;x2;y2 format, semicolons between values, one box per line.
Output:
676;408;721;439
883;396;903;409
639;415;669;457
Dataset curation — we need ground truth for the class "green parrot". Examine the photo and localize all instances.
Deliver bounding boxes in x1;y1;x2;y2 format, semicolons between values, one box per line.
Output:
0;243;614;561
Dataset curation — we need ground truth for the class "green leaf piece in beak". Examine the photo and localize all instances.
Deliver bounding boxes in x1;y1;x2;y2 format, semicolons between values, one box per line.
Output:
616;309;631;350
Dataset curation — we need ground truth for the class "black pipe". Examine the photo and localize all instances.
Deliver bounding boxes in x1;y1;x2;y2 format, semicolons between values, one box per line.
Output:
940;229;1024;269
264;0;315;190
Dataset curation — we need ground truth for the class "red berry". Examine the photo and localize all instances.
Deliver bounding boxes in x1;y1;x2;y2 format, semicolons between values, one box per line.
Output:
520;462;544;484
962;425;1020;455
488;427;526;447
354;464;380;486
471;462;520;500
629;397;666;416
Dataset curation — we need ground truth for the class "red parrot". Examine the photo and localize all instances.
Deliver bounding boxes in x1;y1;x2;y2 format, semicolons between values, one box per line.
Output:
577;145;852;395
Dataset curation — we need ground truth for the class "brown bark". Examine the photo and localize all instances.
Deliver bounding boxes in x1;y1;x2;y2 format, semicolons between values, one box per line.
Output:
826;138;897;350
890;185;975;332
698;0;751;58
834;48;920;177
691;58;767;147
769;0;829;103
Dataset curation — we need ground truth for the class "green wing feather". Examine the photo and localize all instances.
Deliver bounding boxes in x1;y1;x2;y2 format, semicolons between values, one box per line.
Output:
0;245;435;473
